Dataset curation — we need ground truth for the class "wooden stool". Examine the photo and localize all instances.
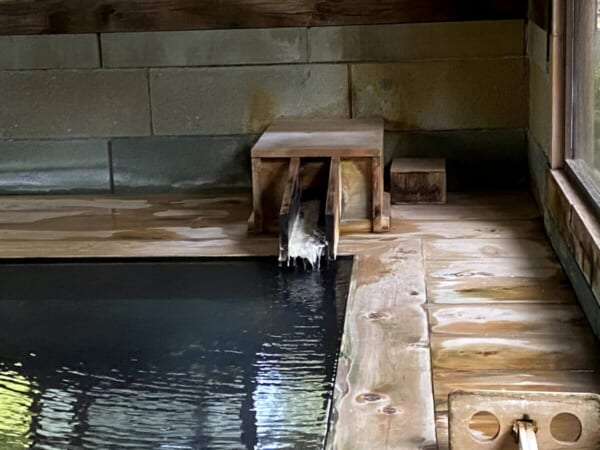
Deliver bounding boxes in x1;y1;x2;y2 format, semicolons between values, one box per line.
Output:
248;118;391;260
390;158;446;204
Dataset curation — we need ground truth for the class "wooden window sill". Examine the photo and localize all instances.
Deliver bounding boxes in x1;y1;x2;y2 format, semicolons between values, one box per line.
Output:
546;169;600;302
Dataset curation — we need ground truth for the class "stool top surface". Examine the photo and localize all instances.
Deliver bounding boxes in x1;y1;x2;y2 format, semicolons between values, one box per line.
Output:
252;118;383;158
391;158;446;173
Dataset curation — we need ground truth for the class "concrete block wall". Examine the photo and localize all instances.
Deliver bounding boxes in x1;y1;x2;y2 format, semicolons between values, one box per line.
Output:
0;20;528;193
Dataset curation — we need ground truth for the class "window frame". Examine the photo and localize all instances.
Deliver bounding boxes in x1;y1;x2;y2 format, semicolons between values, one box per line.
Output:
564;0;600;217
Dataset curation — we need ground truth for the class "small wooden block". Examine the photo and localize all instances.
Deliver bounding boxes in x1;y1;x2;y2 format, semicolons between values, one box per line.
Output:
391;158;446;204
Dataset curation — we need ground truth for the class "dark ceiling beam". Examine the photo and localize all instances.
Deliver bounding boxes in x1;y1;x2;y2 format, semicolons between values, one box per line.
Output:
529;0;551;31
0;0;528;35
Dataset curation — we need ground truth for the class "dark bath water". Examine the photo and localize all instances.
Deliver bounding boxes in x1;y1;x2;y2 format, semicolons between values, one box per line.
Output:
0;258;352;450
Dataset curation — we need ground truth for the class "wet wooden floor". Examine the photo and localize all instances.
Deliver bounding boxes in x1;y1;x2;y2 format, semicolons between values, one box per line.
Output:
0;190;598;449
395;193;600;448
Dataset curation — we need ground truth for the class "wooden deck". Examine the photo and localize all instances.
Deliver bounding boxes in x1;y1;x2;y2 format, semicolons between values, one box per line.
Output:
0;191;598;449
403;195;600;448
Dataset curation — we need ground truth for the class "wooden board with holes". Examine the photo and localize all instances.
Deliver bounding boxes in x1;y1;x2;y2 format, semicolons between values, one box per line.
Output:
448;390;600;449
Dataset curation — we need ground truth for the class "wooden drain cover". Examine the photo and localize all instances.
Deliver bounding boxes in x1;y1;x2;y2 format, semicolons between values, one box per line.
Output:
448;390;600;449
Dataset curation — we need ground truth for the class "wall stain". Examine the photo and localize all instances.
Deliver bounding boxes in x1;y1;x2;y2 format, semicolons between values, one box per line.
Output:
246;87;277;133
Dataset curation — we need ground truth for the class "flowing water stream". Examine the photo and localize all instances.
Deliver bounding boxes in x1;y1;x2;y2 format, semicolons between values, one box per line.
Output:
286;200;327;270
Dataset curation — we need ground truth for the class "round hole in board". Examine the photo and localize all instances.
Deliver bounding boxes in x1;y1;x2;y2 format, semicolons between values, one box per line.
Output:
550;412;582;443
468;411;500;441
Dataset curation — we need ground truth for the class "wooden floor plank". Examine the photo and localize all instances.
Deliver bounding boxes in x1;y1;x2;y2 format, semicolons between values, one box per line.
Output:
392;192;541;221
389;219;544;239
426;258;564;279
428;304;588;336
425;257;575;304
0;194;253;234
424;238;554;260
329;240;436;449
0;191;598;450
431;334;600;371
426;276;575;304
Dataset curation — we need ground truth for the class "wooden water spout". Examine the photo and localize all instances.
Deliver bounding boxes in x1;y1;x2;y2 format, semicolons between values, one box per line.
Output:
248;119;390;264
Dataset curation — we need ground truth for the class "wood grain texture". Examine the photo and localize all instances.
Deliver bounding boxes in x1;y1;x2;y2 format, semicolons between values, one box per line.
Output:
417;189;600;448
392;192;541;221
0;191;435;448
425;237;554;260
252;158;289;233
389;219;544;239
428;304;587;336
426;258;574;304
435;413;449;450
340;158;372;222
249;158;263;233
252;119;383;158
0;190;598;450
391;171;446;204
0;0;528;35
426;278;575;304
251;119;387;235
327;239;435;449
391;158;445;173
390;154;446;206
448;390;600;450
278;157;301;262
433;370;600;412
431;334;600;371
326;156;340;260
371;156;388;232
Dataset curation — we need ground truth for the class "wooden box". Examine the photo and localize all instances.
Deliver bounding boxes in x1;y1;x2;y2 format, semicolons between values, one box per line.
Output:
390;158;446;204
248;119;390;259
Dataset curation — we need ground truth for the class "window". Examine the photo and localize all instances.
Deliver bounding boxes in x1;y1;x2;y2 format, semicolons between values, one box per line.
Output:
566;0;600;209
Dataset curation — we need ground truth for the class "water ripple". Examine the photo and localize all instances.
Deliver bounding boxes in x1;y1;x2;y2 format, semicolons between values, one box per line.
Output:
0;258;352;449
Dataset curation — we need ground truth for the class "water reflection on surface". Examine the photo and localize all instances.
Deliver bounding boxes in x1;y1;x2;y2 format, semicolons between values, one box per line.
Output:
0;258;352;449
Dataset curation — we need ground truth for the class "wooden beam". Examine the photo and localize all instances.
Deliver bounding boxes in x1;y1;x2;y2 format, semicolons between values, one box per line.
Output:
248;157;263;233
326;157;340;260
550;0;565;168
0;0;527;35
278;157;301;263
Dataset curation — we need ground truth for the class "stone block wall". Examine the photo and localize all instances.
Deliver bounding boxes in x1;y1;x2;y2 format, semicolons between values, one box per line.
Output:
0;20;527;193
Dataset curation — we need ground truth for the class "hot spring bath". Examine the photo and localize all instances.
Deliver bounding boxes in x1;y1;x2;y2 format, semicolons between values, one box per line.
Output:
0;257;352;449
